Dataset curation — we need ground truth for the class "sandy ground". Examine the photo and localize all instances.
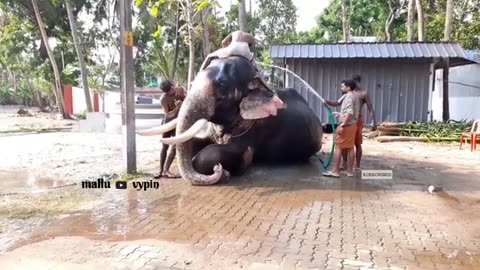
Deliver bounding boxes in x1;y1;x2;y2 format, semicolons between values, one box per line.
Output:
1;105;480;269
0;105;162;183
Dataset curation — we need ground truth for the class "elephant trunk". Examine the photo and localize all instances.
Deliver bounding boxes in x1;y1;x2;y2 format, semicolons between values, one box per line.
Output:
176;73;223;186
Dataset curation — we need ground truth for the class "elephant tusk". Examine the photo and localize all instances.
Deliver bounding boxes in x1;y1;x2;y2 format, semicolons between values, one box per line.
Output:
160;119;209;145
194;122;212;139
136;118;177;136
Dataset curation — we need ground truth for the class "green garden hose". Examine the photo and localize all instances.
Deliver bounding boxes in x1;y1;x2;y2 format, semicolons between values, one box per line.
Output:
316;105;336;169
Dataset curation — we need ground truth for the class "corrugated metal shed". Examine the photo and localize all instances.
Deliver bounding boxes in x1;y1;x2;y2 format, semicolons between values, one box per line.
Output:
267;42;478;124
281;58;431;124
270;42;469;59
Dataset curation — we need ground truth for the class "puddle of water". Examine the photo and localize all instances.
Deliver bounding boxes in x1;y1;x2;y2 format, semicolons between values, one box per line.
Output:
0;170;65;192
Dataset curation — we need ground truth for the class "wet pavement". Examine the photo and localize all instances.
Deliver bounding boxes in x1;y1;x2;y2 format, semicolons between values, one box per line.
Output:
1;148;480;270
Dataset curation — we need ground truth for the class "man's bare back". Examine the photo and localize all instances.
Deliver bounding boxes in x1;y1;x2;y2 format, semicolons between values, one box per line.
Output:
354;89;377;130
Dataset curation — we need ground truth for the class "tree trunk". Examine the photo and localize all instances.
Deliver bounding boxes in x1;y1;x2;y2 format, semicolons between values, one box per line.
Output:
415;0;425;41
340;0;350;42
407;0;415;41
31;0;69;119
385;0;395;42
443;0;453;40
65;0;93;112
171;3;181;80
185;0;195;91
238;0;247;32
201;6;211;58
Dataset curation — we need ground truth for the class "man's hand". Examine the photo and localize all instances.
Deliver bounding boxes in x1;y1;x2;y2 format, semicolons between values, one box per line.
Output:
174;100;182;107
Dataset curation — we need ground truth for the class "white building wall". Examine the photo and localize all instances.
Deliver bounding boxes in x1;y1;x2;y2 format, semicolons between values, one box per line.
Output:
71;87;121;114
72;87;93;115
432;63;480;122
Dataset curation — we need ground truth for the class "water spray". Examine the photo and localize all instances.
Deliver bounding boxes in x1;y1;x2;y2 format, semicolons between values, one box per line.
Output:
257;62;326;104
256;61;336;170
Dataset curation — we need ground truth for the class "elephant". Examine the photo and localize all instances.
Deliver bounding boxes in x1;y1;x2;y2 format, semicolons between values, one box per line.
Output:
138;55;323;186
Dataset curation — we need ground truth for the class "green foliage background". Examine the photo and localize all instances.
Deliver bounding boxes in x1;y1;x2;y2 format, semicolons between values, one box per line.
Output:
0;0;479;107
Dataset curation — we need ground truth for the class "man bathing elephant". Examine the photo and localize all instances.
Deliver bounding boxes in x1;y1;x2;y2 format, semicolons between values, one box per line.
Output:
138;55;323;185
140;80;186;179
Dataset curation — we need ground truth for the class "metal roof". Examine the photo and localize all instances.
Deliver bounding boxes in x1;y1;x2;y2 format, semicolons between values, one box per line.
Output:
269;42;469;59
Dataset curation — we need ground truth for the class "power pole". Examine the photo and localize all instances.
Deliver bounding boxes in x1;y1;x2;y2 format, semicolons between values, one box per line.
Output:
442;58;450;122
120;0;136;172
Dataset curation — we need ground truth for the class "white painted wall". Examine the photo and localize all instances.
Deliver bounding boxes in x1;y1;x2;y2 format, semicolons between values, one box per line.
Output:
72;87;94;115
432;63;480;122
101;91;121;113
71;87;121;114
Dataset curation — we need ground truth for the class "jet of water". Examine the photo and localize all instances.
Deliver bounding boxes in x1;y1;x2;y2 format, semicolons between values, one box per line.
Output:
257;62;326;104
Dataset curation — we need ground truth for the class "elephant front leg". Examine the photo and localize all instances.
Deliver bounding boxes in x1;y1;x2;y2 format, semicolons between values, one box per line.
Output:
192;143;254;177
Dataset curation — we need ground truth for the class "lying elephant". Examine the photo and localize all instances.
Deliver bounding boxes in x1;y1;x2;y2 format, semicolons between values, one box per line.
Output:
139;56;323;185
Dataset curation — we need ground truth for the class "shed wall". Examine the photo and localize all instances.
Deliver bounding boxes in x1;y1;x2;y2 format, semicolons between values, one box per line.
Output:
284;58;431;124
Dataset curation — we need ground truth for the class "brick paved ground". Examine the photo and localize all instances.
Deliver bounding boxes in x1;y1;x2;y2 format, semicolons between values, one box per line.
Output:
1;140;480;269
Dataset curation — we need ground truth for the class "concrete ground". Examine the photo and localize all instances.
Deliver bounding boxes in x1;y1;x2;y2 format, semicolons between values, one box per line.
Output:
1;106;480;270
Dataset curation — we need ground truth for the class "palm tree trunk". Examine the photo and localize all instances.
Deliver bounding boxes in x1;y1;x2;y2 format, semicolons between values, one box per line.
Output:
443;0;453;40
340;0;350;42
238;0;247;31
201;6;211;58
407;0;415;41
31;0;69;119
65;0;93;112
415;0;425;41
171;3;181;80
185;0;195;91
385;0;395;42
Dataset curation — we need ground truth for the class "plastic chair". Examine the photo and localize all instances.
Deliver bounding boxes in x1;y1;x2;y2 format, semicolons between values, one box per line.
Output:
460;120;480;151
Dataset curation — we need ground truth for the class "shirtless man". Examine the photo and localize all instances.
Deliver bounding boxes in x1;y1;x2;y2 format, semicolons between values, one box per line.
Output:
154;79;186;179
325;74;377;171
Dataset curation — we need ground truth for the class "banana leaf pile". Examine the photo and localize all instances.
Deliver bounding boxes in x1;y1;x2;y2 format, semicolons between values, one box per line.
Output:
377;120;473;142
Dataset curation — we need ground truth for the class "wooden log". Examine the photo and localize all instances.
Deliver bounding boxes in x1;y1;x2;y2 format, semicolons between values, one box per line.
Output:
379;122;406;128
377;136;459;143
378;126;428;133
377;136;426;142
378;130;400;136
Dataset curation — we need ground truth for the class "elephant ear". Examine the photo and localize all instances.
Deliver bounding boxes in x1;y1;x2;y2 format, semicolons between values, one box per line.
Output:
240;77;286;120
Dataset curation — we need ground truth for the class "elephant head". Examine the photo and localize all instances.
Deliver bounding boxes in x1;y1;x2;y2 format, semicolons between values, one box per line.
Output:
164;56;285;185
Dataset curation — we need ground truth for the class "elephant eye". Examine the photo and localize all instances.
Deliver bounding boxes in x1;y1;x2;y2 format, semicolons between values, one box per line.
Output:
215;84;229;100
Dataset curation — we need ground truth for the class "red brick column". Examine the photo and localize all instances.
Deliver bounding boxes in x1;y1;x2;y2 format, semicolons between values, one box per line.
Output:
93;92;99;112
63;85;73;115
